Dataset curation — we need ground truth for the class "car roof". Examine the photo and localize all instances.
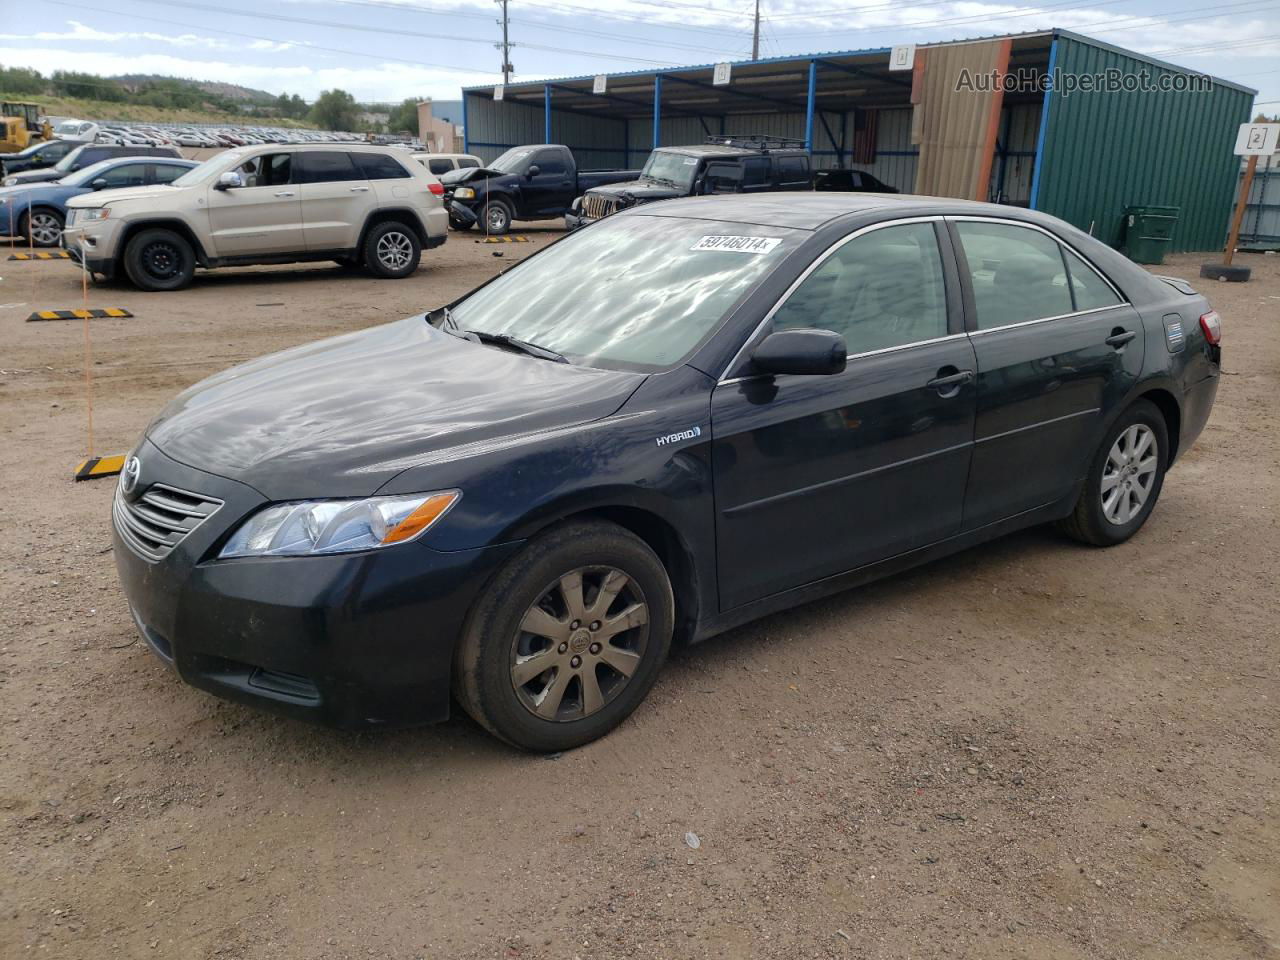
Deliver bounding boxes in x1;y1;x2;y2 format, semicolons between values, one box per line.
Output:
633;193;1063;231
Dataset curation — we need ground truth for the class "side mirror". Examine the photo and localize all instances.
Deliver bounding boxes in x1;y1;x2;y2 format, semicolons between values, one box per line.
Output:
70;164;81;172
215;170;244;191
751;329;847;377
526;164;541;178
91;178;109;190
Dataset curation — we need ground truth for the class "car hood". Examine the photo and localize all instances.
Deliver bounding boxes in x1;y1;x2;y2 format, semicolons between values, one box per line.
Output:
0;182;63;202
441;166;503;185
589;179;683;202
145;316;645;500
5;168;62;186
66;184;175;207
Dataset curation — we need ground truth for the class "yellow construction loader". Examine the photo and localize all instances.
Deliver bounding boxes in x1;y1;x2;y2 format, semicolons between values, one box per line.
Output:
1;102;54;153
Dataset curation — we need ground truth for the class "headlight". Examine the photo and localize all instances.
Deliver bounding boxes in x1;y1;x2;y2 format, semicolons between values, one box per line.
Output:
453;186;475;199
218;491;459;559
2;177;16;186
78;208;110;222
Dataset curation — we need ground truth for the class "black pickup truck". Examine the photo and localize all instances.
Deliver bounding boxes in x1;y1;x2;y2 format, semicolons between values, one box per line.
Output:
566;136;813;230
441;144;638;235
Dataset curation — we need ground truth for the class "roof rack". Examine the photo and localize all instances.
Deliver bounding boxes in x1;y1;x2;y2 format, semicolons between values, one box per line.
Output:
704;135;808;152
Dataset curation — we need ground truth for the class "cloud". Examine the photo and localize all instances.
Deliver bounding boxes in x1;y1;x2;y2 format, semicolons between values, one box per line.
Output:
0;19;232;49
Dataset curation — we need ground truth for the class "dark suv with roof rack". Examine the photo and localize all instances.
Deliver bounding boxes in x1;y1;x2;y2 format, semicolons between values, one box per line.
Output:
566;135;812;229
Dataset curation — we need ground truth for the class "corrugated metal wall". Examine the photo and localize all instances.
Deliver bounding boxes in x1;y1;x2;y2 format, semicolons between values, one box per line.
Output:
1034;35;1254;253
988;102;1040;206
1238;155;1280;249
849;108;917;192
464;93;629;168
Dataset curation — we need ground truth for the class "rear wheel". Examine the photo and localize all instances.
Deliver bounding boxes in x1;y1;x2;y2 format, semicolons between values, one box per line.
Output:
123;228;195;292
24;208;64;247
454;521;674;752
1058;399;1168;546
362;221;420;279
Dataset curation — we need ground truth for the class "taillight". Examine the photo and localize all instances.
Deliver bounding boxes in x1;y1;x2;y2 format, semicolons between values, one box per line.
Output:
1199;310;1222;345
428;182;444;196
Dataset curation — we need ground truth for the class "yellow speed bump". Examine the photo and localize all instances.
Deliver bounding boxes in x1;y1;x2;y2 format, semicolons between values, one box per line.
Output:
27;308;133;322
74;454;126;482
8;250;73;260
477;235;531;244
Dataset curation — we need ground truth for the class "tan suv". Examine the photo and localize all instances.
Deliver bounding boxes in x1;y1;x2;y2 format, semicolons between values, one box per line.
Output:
62;144;448;291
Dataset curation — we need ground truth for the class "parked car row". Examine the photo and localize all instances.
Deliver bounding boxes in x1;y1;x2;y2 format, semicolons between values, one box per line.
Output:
439;136;902;235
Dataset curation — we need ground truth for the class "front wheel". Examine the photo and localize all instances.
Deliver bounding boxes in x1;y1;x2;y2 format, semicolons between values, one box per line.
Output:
454;521;674;752
362;221;421;279
123;228;195;292
1058;399;1169;546
481;199;513;235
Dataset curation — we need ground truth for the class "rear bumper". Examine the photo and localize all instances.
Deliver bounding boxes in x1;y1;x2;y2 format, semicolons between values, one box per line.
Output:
113;441;522;728
1178;370;1219;461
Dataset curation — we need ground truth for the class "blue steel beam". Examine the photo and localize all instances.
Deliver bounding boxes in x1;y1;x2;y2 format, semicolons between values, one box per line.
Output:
544;85;552;143
653;75;662;148
804;60;817;152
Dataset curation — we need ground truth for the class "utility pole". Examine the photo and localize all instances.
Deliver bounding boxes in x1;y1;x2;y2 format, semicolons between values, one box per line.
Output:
496;0;512;84
751;0;760;61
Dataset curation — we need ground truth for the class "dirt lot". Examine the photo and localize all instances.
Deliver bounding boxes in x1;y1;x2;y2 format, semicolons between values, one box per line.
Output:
0;232;1276;960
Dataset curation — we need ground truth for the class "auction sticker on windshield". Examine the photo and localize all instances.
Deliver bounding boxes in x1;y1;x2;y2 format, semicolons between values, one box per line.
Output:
691;236;783;254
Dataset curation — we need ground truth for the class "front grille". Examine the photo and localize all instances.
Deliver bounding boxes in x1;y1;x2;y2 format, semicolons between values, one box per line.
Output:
582;193;620;221
113;483;223;562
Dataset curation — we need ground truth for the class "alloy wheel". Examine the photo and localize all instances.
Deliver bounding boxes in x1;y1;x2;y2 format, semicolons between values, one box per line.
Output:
510;567;649;722
1101;423;1157;525
376;231;413;270
486;206;508;232
29;212;61;246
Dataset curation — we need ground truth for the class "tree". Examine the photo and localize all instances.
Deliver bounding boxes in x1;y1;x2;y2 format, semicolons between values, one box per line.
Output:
386;98;421;136
51;70;124;101
0;65;45;95
310;88;358;130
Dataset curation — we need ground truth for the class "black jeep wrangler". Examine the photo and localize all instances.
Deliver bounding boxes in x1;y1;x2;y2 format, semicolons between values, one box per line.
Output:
565;136;812;229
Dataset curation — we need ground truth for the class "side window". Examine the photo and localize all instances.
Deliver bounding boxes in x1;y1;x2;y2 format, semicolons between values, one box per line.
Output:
533;151;567;175
98;163;148;188
741;157;769;187
81;149;108;165
772;222;949;355
778;155;809;182
955;221;1073;330
236;153;293;187
152;164;189;185
47;141;72;159
294;151;360;184
1062;247;1122;312
428;158;453;175
458;158;480;168
353;151;411;179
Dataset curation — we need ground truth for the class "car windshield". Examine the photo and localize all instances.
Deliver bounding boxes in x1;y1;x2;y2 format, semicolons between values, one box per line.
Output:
170;153;239;187
487;148;533;173
448;213;801;371
641;151;699;189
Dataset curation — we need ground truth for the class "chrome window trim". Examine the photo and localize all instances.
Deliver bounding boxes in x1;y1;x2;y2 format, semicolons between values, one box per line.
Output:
719;331;970;386
966;303;1130;337
717;215;948;383
947;214;1129;307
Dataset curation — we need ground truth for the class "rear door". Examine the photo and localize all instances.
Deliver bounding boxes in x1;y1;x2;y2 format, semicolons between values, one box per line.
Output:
205;151;303;256
711;219;977;609
951;217;1142;528
294;150;370;251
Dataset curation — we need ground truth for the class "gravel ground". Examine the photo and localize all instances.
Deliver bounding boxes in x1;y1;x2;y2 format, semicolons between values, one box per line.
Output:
0;232;1276;960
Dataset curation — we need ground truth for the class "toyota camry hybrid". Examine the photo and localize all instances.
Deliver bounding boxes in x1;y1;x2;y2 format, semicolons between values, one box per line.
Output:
111;193;1222;751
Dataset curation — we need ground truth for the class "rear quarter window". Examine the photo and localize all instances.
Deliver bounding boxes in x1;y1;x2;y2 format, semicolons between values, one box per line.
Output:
353;152;412;179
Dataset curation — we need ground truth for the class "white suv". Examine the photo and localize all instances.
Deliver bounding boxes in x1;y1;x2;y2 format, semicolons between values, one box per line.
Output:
62;144;448;291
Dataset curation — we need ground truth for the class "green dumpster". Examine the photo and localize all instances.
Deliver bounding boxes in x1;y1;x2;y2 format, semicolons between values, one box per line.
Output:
1123;205;1180;265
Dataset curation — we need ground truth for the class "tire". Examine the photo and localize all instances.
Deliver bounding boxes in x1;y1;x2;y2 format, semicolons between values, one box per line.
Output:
1198;262;1251;283
454;520;675;752
481;199;513;236
362;221;421;279
123;228;195;292
1058;399;1169;546
23;207;64;247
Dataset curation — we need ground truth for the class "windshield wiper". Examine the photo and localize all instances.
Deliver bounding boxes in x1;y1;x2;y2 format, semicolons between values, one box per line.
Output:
468;330;569;363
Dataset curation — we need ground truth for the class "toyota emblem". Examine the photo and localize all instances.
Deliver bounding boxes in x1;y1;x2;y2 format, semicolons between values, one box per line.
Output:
121;456;141;496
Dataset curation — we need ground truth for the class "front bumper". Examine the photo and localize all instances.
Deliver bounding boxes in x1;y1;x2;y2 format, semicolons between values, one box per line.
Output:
447;199;478;227
113;441;521;728
61;220;121;278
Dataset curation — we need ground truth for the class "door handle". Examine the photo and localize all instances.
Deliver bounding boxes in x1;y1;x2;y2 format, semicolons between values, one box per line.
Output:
350;186;370;192
273;191;295;198
927;369;974;394
1105;329;1136;348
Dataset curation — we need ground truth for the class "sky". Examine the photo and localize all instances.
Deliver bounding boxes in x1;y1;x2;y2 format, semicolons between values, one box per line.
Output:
0;0;1276;111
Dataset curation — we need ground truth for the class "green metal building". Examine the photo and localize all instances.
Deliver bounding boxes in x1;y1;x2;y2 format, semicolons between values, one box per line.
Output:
461;29;1258;253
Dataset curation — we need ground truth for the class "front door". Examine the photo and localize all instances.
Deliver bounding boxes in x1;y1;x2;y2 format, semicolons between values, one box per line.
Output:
711;220;977;610
205;151;302;256
949;218;1144;529
295;150;372;252
523;149;575;216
